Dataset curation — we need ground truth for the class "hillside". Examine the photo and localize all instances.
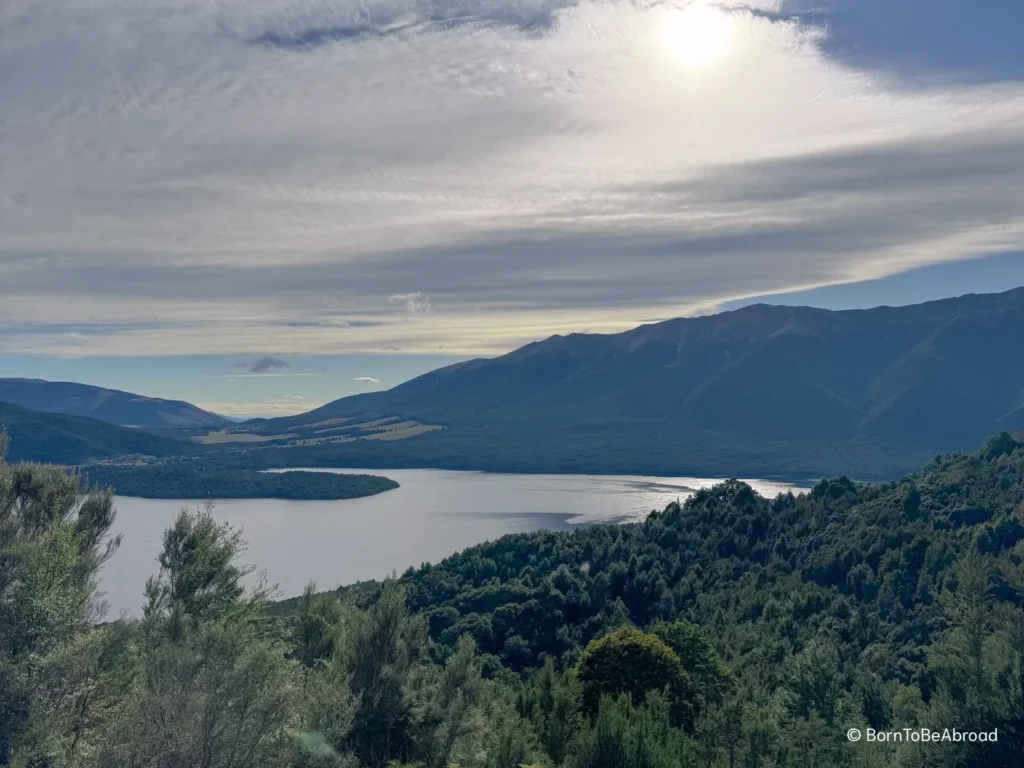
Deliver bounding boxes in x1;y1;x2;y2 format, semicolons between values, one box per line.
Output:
398;431;1024;674
266;432;1024;766
230;287;1024;480
0;378;228;429
0;402;191;464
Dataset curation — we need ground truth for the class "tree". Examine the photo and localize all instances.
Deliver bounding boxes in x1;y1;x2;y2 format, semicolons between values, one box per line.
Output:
94;618;297;767
567;692;699;768
93;501;296;767
782;636;842;725
344;580;427;768
922;551;1023;767
518;657;582;764
577;626;694;729
292;660;359;768
0;437;123;765
143;504;270;622
292;582;346;668
482;708;544;768
650;620;734;716
410;635;484;768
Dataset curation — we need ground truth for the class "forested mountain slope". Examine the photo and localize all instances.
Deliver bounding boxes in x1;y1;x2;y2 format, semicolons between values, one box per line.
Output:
255;431;1024;767
402;432;1024;676
244;287;1024;479
0;402;191;464
0;378;228;429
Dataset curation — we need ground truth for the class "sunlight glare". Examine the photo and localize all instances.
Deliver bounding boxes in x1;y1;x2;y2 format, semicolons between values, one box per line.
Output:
658;2;737;72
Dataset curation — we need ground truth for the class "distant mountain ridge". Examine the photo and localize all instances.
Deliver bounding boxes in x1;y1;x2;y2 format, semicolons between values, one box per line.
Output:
0;378;228;429
245;287;1024;479
0;402;191;465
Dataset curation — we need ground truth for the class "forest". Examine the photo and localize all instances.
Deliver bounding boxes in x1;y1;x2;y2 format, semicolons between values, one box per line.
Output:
80;463;398;500
2;429;1023;767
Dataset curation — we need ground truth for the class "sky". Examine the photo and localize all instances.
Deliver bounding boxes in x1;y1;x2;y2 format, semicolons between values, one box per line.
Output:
1;0;1023;416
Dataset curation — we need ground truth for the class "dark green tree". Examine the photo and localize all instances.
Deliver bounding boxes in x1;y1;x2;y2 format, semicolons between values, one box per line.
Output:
567;692;699;768
344;580;427;768
577;626;694;729
292;581;346;668
650;620;734;716
517;657;583;764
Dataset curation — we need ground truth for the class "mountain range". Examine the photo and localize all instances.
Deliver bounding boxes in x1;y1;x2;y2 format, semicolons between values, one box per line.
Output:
0;378;228;429
2;288;1024;479
236;286;1024;480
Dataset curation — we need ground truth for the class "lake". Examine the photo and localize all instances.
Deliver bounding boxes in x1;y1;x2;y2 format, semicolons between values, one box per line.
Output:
99;469;808;616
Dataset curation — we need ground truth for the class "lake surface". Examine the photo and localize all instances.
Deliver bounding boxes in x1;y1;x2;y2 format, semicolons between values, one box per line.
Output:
99;469;808;617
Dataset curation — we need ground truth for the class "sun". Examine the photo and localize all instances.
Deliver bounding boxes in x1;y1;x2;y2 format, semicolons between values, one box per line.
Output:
658;2;737;72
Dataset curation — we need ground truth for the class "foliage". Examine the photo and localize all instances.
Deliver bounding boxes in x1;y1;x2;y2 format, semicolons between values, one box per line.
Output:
94;617;297;767
576;626;693;728
567;692;699;768
143;504;271;622
516;658;582;765
0;431;123;764
83;463;398;500
650;620;733;715
390;433;1024;767
291;581;349;668
6;431;1024;767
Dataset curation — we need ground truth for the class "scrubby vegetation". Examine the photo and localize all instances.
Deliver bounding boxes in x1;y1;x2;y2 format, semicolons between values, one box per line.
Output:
3;430;1024;767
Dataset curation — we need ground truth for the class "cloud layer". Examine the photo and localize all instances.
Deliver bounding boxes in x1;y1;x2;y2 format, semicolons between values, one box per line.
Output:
2;0;1023;357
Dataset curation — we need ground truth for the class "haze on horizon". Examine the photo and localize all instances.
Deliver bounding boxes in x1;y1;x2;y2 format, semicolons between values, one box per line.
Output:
1;0;1023;416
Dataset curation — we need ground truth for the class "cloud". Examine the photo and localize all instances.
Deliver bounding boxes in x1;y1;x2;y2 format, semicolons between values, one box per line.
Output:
2;0;1024;358
239;0;579;51
233;356;290;373
354;376;381;384
215;372;317;378
389;293;432;315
